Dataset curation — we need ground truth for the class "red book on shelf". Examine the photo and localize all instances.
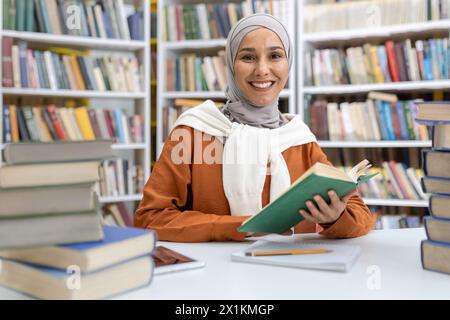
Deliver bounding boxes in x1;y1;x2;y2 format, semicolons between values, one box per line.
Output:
116;202;134;227
385;40;400;82
87;109;102;139
388;161;410;199
2;37;14;87
103;109;116;141
47;105;66;140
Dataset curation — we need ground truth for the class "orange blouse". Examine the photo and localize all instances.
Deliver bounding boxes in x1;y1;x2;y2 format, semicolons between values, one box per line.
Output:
135;125;376;242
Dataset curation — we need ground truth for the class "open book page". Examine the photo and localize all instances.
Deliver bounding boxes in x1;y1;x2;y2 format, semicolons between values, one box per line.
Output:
348;159;372;182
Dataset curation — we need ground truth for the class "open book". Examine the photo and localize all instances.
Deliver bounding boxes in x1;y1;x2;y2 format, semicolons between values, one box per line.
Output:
238;159;377;234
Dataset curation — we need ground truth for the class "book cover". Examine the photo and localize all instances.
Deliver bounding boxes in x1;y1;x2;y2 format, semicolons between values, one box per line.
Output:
0;225;156;273
421;240;450;275
238;160;376;234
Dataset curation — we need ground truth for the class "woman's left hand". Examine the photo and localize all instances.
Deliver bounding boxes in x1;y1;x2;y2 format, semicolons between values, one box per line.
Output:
299;189;358;225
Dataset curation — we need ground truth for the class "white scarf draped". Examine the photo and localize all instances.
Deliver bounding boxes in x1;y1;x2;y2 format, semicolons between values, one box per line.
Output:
172;100;317;216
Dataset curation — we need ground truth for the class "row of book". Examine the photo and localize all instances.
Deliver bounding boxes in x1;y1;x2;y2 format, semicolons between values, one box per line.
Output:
98;159;145;197
162;99;223;141
304;0;450;33
304;38;450;86
2;0;143;40
165;51;227;92
374;213;422;230
308;93;430;141
102;203;134;227
1;38;143;92
163;0;288;41
353;161;427;200
3;104;145;144
415;101;450;275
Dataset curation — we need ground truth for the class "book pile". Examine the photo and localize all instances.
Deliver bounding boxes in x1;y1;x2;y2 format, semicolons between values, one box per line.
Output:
415;101;450;275
0;225;156;299
0;140;155;298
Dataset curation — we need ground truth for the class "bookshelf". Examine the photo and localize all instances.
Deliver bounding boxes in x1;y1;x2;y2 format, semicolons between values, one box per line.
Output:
296;0;448;213
0;0;151;205
156;0;296;156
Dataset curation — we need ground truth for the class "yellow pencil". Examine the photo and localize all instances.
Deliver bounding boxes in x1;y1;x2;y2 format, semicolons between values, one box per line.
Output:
245;249;331;257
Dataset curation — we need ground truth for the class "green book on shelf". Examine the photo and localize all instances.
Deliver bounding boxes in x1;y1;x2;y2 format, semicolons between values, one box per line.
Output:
238;159;377;234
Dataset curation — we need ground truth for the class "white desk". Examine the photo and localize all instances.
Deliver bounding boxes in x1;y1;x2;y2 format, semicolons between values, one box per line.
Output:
1;228;450;299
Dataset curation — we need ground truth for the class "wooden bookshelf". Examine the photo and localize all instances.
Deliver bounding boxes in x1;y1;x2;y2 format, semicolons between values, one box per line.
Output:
157;0;296;156
296;0;442;213
0;0;151;204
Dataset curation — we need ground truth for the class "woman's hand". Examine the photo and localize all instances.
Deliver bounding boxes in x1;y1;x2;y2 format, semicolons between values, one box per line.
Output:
299;189;357;225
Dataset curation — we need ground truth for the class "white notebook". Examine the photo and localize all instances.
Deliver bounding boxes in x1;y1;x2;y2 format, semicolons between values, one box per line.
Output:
231;240;360;272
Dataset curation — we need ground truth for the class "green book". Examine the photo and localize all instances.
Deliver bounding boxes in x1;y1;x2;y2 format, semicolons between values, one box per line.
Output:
15;0;25;31
3;0;10;29
238;160;377;234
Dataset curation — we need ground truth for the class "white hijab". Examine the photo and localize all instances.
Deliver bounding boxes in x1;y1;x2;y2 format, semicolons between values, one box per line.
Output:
172;100;316;216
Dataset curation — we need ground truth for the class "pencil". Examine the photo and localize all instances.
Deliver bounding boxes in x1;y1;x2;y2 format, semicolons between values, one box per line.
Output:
244;249;331;257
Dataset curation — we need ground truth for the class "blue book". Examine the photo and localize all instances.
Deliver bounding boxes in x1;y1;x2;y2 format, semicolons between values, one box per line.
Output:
382;101;396;140
17;41;28;88
421;239;450;275
395;101;409;140
3;105;12;143
374;100;389;140
422;149;450;179
114;109;125;143
414;101;450;125
421;176;450;196
428;194;450;221
0;254;153;299
102;9;114;38
0;225;156;273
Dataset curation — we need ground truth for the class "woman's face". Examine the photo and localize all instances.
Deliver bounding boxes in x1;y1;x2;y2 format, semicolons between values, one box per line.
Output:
233;28;289;107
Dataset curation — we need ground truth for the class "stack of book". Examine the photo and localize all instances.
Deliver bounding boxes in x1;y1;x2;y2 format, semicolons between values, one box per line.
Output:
2;38;143;92
3;104;145;144
0;225;156;299
0;141;114;248
2;0;143;40
415;101;450;274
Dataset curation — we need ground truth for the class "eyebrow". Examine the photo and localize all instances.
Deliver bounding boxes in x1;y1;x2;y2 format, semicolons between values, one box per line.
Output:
238;46;285;53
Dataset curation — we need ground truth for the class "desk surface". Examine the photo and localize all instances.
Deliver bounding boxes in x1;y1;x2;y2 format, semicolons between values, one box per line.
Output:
1;228;450;299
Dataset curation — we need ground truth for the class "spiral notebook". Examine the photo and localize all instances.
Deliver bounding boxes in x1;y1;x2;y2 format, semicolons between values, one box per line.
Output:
231;240;360;272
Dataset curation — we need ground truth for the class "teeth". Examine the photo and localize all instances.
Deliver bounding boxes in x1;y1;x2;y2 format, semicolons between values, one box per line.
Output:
251;82;273;88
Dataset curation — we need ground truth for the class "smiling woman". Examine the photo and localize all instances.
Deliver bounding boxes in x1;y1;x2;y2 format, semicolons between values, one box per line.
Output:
134;14;376;242
233;28;289;108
